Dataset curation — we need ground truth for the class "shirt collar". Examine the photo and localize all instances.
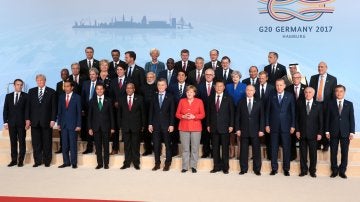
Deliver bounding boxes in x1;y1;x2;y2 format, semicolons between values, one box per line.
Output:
97;95;104;100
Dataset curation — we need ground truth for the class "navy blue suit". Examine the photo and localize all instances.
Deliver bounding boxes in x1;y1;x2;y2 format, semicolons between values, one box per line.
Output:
57;93;81;166
158;70;177;86
266;91;295;172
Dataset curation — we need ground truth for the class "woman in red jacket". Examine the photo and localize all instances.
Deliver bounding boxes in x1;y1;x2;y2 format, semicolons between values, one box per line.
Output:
176;85;205;173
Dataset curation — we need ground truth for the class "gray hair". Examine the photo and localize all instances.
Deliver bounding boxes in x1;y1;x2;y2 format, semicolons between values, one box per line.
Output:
35;74;46;81
231;70;242;78
149;48;160;56
89;68;99;75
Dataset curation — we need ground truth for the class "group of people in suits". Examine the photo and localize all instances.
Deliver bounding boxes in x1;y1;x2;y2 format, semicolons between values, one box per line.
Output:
3;48;355;179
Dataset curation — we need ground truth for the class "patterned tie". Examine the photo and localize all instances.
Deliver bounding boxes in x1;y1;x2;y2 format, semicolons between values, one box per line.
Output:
216;95;220;112
212;62;216;69
317;75;324;101
89;82;95;100
179;84;183;97
128;96;132;111
66;94;70;109
159;94;163;108
98;97;103;110
338;100;342;115
38;88;43;103
248;98;252;114
306;101;311;115
15;93;19;105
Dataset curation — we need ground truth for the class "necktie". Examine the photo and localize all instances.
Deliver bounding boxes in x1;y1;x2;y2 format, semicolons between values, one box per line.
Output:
207;83;211;96
118;78;123;89
212;62;216;69
15;93;19;105
62;82;65;91
38;88;43;103
179;84;183;97
216;95;220;112
128;67;132;77
317;75;324;101
295;86;299;100
89;82;95;100
278;94;282;104
338;101;342;115
223;70;227;80
159;94;163;108
196;70;201;84
98;97;103;110
306;101;310;115
88;60;91;69
261;84;265;99
128;96;132;111
66;94;70;109
248;98;252;114
75;75;79;84
167;71;172;84
251;79;254;85
183;62;186;71
271;64;275;75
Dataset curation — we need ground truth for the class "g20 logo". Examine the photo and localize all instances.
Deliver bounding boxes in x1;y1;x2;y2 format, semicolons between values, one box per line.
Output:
258;0;335;21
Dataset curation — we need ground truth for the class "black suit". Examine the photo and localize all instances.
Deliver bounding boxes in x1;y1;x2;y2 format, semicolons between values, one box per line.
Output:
88;96;114;167
118;94;146;167
158;70;177;86
149;92;175;165
174;60;196;75
326;99;355;174
285;83;307;160
81;80;98;150
235;98;264;173
27;87;57;166
3;92;29;164
264;63;287;86
204;61;221;71
68;74;85;95
126;65;146;94
108;60;127;79
254;83;274;159
309;73;337;150
296;100;323;174
140;83;157;153
242;77;259;86
187;69;205;86
215;68;233;84
79;59;99;79
207;94;234;171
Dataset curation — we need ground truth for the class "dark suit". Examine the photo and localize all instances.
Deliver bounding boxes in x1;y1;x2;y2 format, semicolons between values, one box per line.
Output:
326;99;355;174
255;83;274;159
264;63;287;86
148;92;175;165
55;80;68;152
126;65;145;94
140;83;157;153
187;69;205;86
28;86;57;166
118;94;146;167
296;99;323;174
68;74;85;95
242;77;259;86
207;94;234;171
235;98;264;173
3;92;29;164
108;60;127;79
285;83;307;160
88;96;114;166
215;68;234;84
158;70;177;86
204;61;221;71
57;93;81;166
174;60;196;75
309;73;337;150
266;91;295;172
79;59;99;79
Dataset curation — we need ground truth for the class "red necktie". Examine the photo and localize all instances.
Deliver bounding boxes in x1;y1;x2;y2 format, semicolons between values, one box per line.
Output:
128;96;132;111
216;95;220;112
65;94;70;109
119;78;123;89
183;62;186;71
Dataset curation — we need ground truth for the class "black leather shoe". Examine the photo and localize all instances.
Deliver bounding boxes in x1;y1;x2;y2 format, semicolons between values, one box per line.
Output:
299;172;307;177
322;147;329;152
72;164;77;169
152;164;160;171
254;171;261;176
55;149;62;154
95;165;103;169
17;162;24;167
120;165;130;170
104;165;109;169
142;151;152;156
223;170;229;174
284;171;290;176
330;172;338;178
210;169;220;173
134;165;140;170
163;163;171;171
201;153;209;158
58;164;70;168
7;161;17;167
270;170;277;175
181;169;187;173
310;173;317;178
33;163;41;167
239;171;246;175
191;168;197;173
82;149;93;154
44;164;50;167
339;173;347;179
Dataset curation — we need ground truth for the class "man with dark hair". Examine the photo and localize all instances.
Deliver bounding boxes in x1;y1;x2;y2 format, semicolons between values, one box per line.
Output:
158;58;177;86
215;56;234;84
326;85;355;179
263;52;287;86
125;51;145;94
79;46;99;79
242;66;259;86
187;57;205;86
3;79;30;167
174;49;196;75
69;63;85;95
108;49;127;79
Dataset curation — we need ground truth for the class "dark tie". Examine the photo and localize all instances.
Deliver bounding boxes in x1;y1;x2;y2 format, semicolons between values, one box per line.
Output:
159;94;163;108
167;71;172;84
278;94;282;104
306;101;310;115
118;78;123;89
295;86;299;100
196;70;201;84
216;95;220;112
261;84;265;99
223;70;227;81
98;97;103;110
88;60;91;69
15;93;19;105
38;88;43;103
248;98;252;114
128;67;132;77
183;62;186;71
128;96;132;111
179;84;183;97
271;64;275;75
338;101;342;115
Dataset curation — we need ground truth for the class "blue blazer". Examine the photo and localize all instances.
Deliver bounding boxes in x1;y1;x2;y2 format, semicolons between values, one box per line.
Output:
81;80;98;111
145;61;165;76
266;91;295;133
57;93;81;130
158;70;177;86
226;83;246;107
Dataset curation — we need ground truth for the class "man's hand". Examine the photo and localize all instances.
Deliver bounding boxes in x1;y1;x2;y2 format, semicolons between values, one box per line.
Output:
228;127;233;133
207;126;210;133
326;133;330;139
168;126;174;133
265;126;270;133
350;133;354;140
3;123;8;130
111;129;115;134
75;127;81;132
89;129;93;136
236;130;241;137
259;131;264;137
290;127;295;134
296;132;300;140
317;134;322;141
148;125;153;133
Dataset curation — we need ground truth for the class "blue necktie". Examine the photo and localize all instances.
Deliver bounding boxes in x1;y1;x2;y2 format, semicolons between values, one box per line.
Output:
89;82;95;100
278;94;282;104
159;94;163;108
